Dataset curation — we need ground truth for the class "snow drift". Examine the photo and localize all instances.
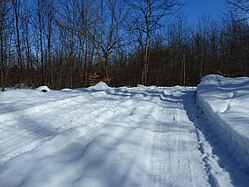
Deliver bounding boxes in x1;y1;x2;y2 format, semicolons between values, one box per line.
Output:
89;81;110;90
36;86;51;92
197;74;249;171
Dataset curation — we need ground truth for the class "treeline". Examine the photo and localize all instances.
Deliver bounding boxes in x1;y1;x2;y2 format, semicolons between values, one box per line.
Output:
0;0;248;89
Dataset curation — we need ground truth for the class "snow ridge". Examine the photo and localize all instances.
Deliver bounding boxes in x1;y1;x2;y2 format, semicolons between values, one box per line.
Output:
197;75;249;172
196;75;249;186
183;91;220;186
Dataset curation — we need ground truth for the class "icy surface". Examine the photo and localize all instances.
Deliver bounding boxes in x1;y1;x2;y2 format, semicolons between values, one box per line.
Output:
0;82;248;186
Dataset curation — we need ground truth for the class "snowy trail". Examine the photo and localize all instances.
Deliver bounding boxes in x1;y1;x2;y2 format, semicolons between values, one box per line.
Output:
0;90;125;165
0;85;248;186
184;90;249;187
145;88;209;187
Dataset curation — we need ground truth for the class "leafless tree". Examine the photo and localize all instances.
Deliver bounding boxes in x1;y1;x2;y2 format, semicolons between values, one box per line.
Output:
126;0;182;85
168;14;189;85
0;0;11;88
227;0;249;21
86;0;126;84
11;0;23;83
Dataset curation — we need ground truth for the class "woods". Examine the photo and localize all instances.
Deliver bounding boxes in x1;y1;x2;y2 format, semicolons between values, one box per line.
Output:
0;0;249;89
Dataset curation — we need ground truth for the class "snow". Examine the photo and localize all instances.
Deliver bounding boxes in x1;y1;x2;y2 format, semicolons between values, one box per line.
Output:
197;74;249;174
36;85;51;92
0;78;249;186
89;81;110;90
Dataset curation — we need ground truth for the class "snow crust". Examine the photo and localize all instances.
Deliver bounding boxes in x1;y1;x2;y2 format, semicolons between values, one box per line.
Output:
197;74;249;171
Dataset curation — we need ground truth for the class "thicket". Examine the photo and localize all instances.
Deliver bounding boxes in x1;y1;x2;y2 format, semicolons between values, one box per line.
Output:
0;0;248;89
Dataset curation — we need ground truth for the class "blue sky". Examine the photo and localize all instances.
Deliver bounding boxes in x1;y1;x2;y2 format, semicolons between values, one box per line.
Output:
181;0;227;25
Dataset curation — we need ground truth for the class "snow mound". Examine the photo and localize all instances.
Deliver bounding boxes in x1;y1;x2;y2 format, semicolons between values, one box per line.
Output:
89;81;110;90
36;86;51;92
137;84;146;88
197;74;249;171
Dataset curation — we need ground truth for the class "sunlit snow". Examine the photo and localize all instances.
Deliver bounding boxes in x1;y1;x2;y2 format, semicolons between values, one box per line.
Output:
0;78;249;187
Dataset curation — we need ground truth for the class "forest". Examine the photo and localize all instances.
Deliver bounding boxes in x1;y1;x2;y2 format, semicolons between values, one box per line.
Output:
0;0;249;89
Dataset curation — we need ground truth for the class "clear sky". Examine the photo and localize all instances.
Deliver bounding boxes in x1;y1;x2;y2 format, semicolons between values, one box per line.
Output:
181;0;227;25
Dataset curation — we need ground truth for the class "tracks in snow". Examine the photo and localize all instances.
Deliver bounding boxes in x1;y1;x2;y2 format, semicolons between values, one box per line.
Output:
1;87;247;186
147;88;209;187
185;90;249;187
0;91;126;166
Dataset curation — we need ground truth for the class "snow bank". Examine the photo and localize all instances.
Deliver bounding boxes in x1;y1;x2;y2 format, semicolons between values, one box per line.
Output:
88;81;110;90
197;74;249;170
36;86;51;92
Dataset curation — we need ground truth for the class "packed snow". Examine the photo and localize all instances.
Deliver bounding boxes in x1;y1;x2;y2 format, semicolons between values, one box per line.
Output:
0;79;248;187
36;86;51;92
197;75;249;174
88;81;110;90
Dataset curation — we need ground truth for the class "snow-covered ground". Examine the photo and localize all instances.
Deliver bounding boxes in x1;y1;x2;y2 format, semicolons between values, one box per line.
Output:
197;75;249;180
0;79;248;187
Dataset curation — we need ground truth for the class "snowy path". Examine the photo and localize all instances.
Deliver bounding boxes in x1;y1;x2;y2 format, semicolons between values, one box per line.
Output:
0;85;248;186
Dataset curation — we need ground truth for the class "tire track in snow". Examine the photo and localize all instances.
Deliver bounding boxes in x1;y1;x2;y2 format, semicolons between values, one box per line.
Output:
0;94;151;187
70;98;156;187
1;87;238;187
0;95;90;146
184;90;249;187
147;88;210;187
184;92;219;187
150;104;168;187
0;93;90;115
0;92;127;166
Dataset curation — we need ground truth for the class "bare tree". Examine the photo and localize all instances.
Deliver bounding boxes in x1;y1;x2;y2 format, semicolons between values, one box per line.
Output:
75;0;95;86
46;0;55;87
168;14;189;85
126;0;182;85
87;0;126;84
0;0;11;88
11;0;23;83
227;0;249;21
35;0;45;84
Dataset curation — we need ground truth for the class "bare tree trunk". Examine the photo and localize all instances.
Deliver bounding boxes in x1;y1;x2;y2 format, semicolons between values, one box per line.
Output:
0;36;4;88
70;57;73;88
104;58;110;84
127;0;182;85
141;0;151;86
12;0;23;83
84;0;89;86
47;6;53;87
37;0;44;84
142;36;150;85
180;57;186;85
0;14;4;88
